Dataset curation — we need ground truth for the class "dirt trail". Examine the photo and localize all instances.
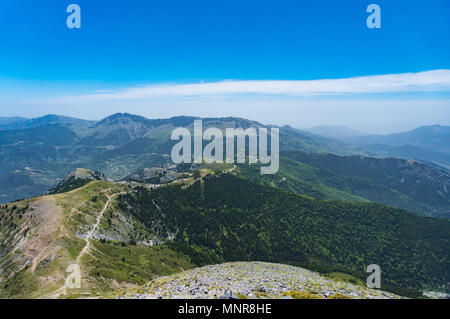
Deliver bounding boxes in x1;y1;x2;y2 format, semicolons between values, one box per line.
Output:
76;193;115;264
224;165;237;174
41;191;124;299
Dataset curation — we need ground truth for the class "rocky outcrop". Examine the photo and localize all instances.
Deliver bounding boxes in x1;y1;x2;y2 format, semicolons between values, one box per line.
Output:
47;168;107;194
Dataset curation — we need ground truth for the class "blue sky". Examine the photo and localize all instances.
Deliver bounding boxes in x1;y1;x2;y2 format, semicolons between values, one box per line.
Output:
0;0;449;133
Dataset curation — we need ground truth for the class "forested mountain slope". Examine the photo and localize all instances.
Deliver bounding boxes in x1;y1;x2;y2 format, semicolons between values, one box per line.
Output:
1;173;449;298
110;173;450;295
234;152;450;218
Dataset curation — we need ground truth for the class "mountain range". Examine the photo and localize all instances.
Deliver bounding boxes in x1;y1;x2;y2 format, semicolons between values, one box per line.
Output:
0;114;93;131
305;124;450;168
0;113;352;203
0;113;448;218
0;113;449;298
304;125;366;138
0;117;28;126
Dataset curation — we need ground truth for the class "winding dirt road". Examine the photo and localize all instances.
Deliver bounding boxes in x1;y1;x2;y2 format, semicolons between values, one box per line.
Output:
42;191;123;298
76;193;116;265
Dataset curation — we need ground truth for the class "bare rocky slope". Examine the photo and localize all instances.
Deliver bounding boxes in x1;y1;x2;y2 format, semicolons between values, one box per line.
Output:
117;262;400;299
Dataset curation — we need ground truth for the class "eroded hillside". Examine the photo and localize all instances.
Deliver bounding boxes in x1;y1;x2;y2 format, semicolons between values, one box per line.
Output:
0;180;193;298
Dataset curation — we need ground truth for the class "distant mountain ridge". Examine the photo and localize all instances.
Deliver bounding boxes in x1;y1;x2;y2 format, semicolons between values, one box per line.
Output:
306;124;450;168
0;113;448;219
342;125;450;154
362;144;450;169
0;116;449;298
0;114;94;131
0;116;28;126
304;125;366;138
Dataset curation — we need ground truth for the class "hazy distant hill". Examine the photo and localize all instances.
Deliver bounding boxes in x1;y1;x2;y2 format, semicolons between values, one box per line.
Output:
0;114;94;131
306;124;450;168
0;124;76;145
304;125;366;138
308;124;450;152
362;144;450;168
0;116;28;126
345;125;450;154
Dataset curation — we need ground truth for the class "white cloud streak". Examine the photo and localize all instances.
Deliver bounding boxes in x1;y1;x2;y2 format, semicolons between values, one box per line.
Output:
52;70;450;103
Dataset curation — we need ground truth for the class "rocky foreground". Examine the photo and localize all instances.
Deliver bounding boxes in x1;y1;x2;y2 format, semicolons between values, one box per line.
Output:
116;262;400;299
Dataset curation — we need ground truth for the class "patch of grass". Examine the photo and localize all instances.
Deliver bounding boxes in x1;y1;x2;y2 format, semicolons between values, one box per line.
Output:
0;270;38;299
281;290;324;299
82;241;194;293
254;291;270;298
324;272;364;286
64;237;85;259
328;293;351;299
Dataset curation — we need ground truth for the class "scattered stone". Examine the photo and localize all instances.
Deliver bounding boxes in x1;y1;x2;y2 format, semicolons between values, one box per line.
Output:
121;262;401;299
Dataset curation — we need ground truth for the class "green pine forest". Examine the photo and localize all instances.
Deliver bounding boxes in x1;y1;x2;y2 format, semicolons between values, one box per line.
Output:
113;173;450;297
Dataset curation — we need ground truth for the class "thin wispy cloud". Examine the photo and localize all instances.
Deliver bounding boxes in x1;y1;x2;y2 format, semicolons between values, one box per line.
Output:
51;70;450;103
